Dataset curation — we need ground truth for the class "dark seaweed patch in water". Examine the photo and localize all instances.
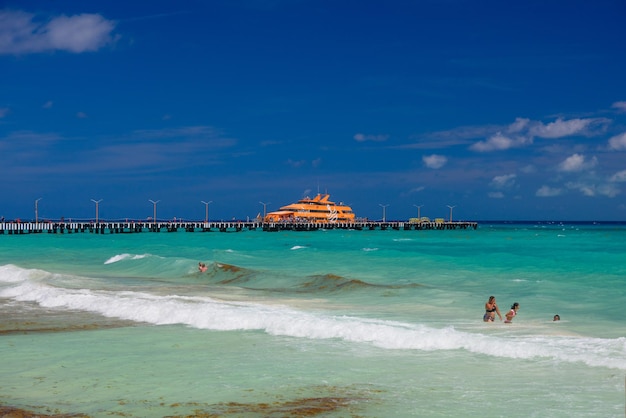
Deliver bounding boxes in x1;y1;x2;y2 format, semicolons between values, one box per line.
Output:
300;273;423;293
206;262;256;285
163;385;374;417
0;302;138;335
196;396;360;417
201;263;423;295
0;386;378;417
0;405;88;417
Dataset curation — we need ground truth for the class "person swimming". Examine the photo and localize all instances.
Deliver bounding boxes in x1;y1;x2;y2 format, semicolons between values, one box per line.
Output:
198;262;207;273
553;314;560;321
504;302;520;323
483;296;503;322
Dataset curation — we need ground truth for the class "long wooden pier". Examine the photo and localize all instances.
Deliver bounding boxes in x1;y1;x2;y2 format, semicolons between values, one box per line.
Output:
0;220;478;235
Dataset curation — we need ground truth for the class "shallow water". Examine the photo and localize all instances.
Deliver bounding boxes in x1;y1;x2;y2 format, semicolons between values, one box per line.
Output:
1;223;625;417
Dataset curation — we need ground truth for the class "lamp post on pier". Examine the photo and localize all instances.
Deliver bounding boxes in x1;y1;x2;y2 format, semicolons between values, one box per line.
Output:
90;199;103;223
149;200;160;224
201;200;212;223
447;205;456;222
413;204;423;220
259;201;270;221
379;203;389;222
34;198;42;223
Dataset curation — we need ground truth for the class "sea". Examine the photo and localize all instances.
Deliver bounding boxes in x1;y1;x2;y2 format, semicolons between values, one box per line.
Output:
0;222;625;417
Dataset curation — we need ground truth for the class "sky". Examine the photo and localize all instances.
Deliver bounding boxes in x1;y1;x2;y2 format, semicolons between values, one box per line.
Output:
1;0;626;222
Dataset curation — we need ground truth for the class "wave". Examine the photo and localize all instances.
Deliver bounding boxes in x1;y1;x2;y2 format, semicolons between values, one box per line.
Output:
207;262;256;284
104;253;151;264
299;273;422;292
1;264;624;371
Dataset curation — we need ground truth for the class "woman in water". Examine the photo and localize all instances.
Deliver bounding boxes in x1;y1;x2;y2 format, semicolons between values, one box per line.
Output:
504;302;520;323
483;296;502;322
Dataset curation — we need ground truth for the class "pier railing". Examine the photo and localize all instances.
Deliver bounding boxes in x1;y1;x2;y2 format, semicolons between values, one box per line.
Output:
0;220;477;234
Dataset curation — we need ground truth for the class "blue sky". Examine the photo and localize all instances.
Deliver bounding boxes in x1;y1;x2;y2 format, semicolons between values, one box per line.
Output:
1;0;626;222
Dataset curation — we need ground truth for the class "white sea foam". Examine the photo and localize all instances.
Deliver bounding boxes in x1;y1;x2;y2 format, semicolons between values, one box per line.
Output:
2;265;625;371
104;253;150;264
291;245;307;250
362;247;378;252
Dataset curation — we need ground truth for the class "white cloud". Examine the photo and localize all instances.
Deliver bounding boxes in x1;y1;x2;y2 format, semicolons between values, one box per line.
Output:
566;181;595;196
470;132;517;151
608;132;626;151
536;185;562;197
0;10;117;55
529;118;596;139
490;173;516;189
0;108;9;118
469;117;608;152
43;101;53;109
422;154;447;169
566;182;620;198
488;191;504;199
612;101;626;113
557;153;597;172
507;117;531;133
609;170;626;182
76;111;88;119
598;184;620;197
353;133;389;142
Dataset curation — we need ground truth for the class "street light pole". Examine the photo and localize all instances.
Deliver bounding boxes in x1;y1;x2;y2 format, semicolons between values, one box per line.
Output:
447;205;456;222
35;198;42;223
413;204;423;220
259;201;270;220
201;200;212;223
379;204;389;222
90;199;103;223
149;200;160;224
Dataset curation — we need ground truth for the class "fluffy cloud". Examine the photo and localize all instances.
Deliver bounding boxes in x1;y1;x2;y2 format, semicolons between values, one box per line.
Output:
422;154;447;169
470;132;517;152
612;101;626;113
470;117;608;152
0;10;117;54
490;174;516;189
557;153;598;172
488;191;504;199
608;132;626;151
609;170;626;182
0;108;9;118
529;118;597;139
536;185;562;197
566;182;620;198
353;133;389;142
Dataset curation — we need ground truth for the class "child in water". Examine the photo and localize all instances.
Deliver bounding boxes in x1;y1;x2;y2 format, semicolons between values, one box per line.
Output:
504;302;519;323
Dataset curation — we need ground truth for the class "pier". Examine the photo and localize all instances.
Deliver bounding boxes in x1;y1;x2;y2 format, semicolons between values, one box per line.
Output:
0;220;478;235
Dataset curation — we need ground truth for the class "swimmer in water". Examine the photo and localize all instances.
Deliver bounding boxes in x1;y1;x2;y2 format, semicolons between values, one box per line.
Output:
504;302;520;323
483;296;502;322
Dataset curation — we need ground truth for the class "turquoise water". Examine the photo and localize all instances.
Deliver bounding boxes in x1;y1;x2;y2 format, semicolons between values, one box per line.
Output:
1;223;625;417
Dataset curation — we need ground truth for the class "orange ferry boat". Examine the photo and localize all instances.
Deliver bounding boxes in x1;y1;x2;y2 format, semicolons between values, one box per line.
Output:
264;194;356;223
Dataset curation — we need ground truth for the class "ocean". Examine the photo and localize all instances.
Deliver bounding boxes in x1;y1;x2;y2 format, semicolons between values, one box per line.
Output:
1;222;625;417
